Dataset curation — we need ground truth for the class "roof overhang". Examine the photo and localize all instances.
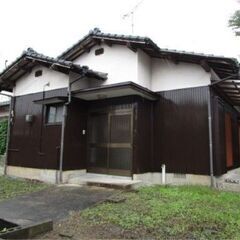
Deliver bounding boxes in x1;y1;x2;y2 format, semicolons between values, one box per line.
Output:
72;82;158;101
58;29;239;80
33;96;68;105
211;74;240;106
0;49;107;92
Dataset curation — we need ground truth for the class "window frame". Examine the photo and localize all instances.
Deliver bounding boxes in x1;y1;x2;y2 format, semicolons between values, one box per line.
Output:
45;104;63;126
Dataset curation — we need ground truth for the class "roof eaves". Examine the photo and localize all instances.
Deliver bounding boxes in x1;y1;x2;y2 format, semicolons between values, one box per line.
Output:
57;28;156;60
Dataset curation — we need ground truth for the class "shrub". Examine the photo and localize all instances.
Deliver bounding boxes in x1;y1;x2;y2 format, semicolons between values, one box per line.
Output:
0;120;8;155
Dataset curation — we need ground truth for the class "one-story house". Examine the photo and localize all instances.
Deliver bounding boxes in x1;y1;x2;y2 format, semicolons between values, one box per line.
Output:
0;28;239;185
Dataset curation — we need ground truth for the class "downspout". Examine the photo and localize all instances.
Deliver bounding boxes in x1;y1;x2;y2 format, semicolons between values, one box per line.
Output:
0;92;13;176
207;86;214;187
58;72;86;184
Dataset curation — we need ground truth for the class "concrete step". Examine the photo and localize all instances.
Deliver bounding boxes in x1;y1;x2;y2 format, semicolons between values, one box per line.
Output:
67;173;142;190
216;181;240;192
214;167;240;192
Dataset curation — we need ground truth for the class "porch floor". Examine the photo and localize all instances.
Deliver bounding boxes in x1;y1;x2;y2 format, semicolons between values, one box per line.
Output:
67;173;142;189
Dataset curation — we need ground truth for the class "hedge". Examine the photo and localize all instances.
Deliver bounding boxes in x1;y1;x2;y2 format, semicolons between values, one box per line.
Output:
0;120;8;155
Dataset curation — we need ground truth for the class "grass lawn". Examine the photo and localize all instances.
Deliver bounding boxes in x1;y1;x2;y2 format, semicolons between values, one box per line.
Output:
0;176;48;201
44;185;240;239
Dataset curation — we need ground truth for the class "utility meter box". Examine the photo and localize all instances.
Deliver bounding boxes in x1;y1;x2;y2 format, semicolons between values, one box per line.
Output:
25;114;34;123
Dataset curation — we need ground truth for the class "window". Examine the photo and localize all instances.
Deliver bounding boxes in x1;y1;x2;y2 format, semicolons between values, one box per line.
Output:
35;70;42;77
46;105;63;124
95;48;104;56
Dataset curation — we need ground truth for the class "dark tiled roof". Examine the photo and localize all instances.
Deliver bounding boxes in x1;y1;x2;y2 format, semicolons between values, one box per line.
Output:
0;48;107;91
58;28;239;80
58;28;158;60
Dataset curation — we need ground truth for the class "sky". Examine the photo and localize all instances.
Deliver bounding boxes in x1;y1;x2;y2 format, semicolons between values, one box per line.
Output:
0;0;239;102
0;0;239;72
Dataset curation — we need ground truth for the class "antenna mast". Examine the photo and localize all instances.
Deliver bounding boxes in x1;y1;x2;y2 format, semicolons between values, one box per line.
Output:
122;0;144;34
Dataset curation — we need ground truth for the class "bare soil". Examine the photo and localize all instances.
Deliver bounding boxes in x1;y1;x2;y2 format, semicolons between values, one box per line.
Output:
41;211;154;239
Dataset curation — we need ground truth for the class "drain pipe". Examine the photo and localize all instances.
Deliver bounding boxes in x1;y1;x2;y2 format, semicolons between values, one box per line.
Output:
59;103;67;184
0;92;13;176
58;73;86;184
207;87;215;188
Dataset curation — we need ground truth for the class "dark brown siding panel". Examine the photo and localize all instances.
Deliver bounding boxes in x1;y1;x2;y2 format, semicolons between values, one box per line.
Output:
134;99;152;173
232;114;240;168
8;88;67;169
154;87;210;175
63;98;88;170
212;96;226;175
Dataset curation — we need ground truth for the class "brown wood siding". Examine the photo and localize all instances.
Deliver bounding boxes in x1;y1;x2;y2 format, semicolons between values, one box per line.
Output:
8;88;67;169
63;98;88;170
212;96;226;175
134;98;152;173
153;87;210;175
8;86;239;176
225;113;233;167
238;123;240;162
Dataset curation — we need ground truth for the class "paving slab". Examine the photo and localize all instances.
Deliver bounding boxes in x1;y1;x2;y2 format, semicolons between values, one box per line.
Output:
68;173;142;189
0;185;116;226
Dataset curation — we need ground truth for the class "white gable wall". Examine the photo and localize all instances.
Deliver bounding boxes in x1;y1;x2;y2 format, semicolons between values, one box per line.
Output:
137;49;152;89
73;44;211;92
12;45;212;97
151;58;211;92
13;66;69;96
74;44;139;86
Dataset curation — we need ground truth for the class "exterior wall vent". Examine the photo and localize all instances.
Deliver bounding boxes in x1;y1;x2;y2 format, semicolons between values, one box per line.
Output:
95;48;104;56
173;173;186;179
35;70;42;77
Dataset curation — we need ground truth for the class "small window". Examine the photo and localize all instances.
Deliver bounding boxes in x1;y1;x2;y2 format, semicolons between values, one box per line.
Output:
35;70;42;77
95;48;104;56
46;105;63;124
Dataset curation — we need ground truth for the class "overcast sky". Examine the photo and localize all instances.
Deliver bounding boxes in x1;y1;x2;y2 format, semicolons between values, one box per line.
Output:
0;0;239;72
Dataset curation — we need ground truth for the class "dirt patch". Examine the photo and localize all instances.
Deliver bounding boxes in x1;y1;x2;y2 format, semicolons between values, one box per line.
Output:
41;212;154;240
38;209;154;239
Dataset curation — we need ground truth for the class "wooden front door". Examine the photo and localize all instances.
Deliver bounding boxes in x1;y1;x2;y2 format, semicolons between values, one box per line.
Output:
87;109;133;176
225;113;233;168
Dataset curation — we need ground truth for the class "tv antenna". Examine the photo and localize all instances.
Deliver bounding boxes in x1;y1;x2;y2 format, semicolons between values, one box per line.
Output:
122;0;144;34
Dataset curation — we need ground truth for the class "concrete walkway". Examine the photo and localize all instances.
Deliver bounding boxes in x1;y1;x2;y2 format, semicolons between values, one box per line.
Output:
0;186;116;226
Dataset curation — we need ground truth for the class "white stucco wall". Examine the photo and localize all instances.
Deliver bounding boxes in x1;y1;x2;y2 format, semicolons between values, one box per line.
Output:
137;49;152;89
13;66;69;96
151;59;211;91
74;45;210;92
74;44;138;86
12;45;212;97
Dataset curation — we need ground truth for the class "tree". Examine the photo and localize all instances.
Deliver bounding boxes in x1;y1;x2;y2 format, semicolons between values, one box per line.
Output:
229;10;240;35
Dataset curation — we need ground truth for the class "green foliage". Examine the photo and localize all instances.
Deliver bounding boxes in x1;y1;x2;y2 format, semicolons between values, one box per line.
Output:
0;176;48;201
0;120;8;155
82;185;240;239
229;10;240;34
